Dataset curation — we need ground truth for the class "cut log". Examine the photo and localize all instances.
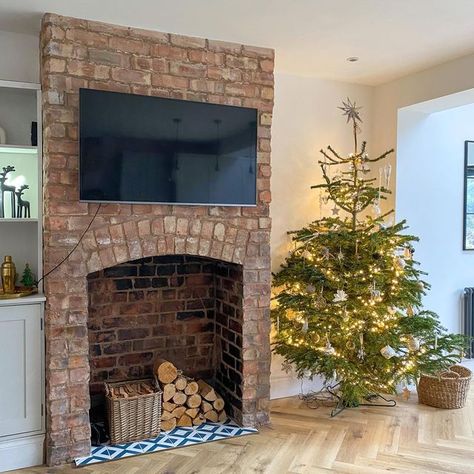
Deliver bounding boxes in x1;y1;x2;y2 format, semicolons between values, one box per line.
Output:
185;408;199;419
176;414;193;427
204;409;218;422
161;410;174;421
193;414;205;426
201;400;213;413
162;383;176;402
186;393;202;408
171;406;187;418
172;391;187;406
213;397;225;412
175;376;187;391
154;359;178;384
184;381;199;395
197;379;217;401
162;401;177;412
218;410;227;423
161;417;177;432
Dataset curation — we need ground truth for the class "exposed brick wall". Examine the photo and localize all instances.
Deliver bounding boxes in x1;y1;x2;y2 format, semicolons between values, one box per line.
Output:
88;255;243;418
214;263;244;416
41;13;273;465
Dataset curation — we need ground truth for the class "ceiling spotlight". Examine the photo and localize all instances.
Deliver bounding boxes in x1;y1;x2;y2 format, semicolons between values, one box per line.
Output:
346;56;359;63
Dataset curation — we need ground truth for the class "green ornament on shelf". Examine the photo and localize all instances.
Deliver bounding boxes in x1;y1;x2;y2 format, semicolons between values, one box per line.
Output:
20;263;35;288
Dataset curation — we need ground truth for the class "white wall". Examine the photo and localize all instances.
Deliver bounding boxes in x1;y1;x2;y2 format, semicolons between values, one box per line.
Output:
0;30;39;83
372;52;474;211
0;87;37;145
397;102;474;333
271;73;374;271
270;73;374;398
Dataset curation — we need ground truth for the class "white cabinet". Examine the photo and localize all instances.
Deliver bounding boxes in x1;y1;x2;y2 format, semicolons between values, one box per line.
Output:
0;302;43;437
0;298;45;471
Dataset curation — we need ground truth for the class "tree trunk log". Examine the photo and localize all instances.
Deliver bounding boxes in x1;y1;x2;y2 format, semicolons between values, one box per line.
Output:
184;381;199;395
154;359;178;384
213;397;225;412
201;400;213;413
171;406;186;418
161;417;177;431
172;391;187;406
197;379;217;401
177;414;193;427
204;410;218;422
175;376;187;391
186;393;202;408
185;408;199;419
162;401;177;412
162;383;176;402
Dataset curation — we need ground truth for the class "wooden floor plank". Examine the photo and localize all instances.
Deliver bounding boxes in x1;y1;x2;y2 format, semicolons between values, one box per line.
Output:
13;385;474;474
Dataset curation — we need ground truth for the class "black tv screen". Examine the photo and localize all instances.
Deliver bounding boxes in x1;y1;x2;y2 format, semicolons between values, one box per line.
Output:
79;88;257;206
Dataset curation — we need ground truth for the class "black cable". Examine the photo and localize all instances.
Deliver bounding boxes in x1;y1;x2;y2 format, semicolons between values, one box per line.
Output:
37;203;102;286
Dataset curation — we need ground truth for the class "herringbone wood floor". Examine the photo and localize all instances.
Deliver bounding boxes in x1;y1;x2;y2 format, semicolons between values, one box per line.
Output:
15;385;474;474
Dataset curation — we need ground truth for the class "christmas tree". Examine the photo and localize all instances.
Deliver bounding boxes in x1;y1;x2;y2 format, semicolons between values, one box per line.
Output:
271;99;465;408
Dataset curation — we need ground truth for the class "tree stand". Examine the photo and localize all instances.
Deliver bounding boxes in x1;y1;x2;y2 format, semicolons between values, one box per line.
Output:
301;382;396;418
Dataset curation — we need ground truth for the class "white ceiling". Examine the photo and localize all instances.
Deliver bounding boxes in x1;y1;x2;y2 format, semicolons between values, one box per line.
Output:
0;0;474;85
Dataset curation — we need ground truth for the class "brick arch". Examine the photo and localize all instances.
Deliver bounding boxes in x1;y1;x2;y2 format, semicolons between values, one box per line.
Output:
80;216;251;277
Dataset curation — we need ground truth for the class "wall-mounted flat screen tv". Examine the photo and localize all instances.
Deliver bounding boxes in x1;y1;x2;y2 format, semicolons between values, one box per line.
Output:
79;88;257;206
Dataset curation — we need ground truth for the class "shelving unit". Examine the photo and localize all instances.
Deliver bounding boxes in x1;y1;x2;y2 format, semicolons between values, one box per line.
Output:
0;79;45;471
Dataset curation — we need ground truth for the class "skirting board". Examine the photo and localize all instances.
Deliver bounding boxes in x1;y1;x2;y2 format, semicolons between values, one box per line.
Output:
0;434;44;472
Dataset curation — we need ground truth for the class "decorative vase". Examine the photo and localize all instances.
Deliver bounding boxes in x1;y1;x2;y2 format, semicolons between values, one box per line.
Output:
1;255;16;293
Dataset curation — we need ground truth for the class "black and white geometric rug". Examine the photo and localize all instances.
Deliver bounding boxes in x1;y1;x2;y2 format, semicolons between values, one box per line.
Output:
75;421;258;467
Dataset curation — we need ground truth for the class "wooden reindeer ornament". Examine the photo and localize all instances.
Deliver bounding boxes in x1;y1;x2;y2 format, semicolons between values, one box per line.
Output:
0;166;16;218
16;184;30;218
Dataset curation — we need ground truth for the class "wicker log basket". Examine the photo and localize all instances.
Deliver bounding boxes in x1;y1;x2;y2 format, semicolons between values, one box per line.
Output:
105;378;162;444
418;365;472;409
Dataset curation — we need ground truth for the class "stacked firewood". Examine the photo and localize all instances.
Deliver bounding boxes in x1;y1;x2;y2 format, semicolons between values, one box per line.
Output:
154;359;227;431
106;380;155;398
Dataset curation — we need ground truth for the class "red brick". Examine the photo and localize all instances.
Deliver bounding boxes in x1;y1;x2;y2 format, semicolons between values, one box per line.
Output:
260;59;274;72
109;36;149;55
188;50;225;65
151;44;188;60
67;60;110;79
66;28;109;48
208;39;242;54
225;83;259;98
169;62;206;78
111;68;150;85
151;73;188;89
44;57;66;73
208;66;242;82
170;34;206;49
226;55;258;70
129;28;169;43
89;49;130;67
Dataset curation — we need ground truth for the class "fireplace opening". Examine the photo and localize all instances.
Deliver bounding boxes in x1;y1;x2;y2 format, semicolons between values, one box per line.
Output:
87;255;244;442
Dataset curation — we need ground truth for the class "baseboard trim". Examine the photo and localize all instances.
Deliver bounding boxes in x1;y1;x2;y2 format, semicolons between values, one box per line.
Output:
0;434;44;472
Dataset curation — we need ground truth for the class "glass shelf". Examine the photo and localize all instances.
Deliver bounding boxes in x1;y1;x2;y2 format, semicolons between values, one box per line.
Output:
0;144;37;153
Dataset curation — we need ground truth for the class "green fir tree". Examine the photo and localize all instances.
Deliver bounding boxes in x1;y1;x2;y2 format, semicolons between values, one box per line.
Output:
271;99;466;407
20;263;35;288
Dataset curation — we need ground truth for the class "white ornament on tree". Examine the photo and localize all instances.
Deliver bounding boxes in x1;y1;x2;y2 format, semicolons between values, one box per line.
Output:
333;289;348;303
380;345;397;359
406;335;420;351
